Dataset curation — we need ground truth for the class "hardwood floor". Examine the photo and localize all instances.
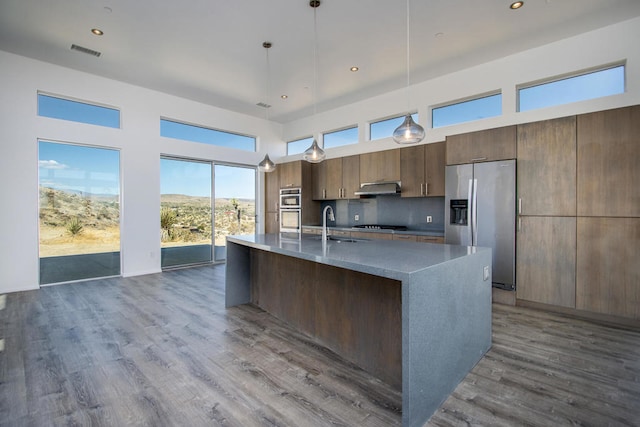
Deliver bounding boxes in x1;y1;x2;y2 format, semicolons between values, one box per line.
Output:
1;264;639;426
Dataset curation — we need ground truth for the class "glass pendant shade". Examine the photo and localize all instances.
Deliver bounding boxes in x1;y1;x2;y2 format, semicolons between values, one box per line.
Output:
303;139;326;163
258;154;276;172
393;114;425;144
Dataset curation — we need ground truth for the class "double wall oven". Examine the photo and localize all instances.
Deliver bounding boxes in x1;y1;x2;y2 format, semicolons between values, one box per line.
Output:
279;188;302;233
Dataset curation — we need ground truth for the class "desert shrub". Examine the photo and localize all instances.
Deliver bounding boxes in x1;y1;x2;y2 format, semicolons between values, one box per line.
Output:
160;207;177;239
66;217;83;237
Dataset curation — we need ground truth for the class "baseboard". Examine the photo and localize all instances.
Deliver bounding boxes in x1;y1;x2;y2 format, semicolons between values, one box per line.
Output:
516;299;640;330
492;288;516;306
122;269;162;278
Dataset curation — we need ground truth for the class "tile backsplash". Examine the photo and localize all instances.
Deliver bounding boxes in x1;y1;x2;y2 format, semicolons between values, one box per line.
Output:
320;196;445;231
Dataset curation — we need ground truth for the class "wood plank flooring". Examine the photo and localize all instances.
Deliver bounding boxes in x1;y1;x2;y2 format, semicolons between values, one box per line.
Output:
1;264;639;426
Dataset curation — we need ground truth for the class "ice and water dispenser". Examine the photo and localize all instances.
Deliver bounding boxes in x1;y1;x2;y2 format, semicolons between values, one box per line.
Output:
450;199;468;226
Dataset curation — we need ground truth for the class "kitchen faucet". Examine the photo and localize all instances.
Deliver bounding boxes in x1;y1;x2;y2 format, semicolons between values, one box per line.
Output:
322;205;335;242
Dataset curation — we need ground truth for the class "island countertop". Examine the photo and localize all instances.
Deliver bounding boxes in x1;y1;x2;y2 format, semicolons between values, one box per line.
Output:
226;233;487;280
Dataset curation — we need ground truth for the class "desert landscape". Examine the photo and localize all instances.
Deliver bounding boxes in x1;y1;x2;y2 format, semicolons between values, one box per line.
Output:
39;187;255;257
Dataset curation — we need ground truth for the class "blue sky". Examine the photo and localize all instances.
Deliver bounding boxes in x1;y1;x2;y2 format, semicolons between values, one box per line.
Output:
38;141;120;196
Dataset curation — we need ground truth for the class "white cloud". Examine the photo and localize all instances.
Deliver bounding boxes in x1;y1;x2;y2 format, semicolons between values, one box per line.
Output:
39;160;68;169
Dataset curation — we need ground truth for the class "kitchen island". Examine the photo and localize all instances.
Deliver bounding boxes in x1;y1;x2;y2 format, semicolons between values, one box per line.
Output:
225;233;491;427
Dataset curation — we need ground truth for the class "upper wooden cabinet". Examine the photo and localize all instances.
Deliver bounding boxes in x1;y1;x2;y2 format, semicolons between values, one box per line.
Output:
577;105;640;217
264;169;280;213
446;126;516;165
278;161;302;188
342;155;360;199
312;156;360;200
400;142;445;198
517;116;576;216
360;149;400;183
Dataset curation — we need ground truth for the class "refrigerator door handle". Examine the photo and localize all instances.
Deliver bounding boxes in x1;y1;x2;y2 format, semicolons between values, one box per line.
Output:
471;178;478;246
467;178;474;245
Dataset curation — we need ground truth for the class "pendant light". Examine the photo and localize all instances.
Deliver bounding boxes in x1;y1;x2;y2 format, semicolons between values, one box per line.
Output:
258;41;276;173
393;0;425;144
303;0;326;163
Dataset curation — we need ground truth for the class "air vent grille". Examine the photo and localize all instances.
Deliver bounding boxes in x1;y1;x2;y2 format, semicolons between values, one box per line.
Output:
256;102;271;108
70;44;101;57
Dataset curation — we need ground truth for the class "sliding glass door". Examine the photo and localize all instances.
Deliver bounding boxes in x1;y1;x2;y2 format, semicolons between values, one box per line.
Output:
38;141;121;284
213;164;256;261
160;158;213;268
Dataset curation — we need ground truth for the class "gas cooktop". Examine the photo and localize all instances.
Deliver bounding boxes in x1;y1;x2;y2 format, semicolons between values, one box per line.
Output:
352;224;408;231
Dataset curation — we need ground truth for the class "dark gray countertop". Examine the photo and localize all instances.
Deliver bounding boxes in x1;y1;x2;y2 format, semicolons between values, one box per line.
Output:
227;233;483;279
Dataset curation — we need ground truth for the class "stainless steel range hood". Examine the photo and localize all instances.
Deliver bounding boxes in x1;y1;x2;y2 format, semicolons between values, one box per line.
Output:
354;181;401;196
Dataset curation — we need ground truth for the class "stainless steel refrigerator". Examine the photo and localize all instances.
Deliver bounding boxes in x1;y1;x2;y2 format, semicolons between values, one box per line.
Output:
445;160;516;290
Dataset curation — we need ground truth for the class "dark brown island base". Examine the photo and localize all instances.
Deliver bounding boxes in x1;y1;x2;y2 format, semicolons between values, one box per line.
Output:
225;233;492;427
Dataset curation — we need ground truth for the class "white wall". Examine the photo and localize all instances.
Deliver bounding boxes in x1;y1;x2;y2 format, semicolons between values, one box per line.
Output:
0;51;283;293
281;16;640;161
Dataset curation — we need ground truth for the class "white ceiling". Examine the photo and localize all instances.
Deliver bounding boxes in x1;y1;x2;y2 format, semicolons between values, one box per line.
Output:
1;0;639;123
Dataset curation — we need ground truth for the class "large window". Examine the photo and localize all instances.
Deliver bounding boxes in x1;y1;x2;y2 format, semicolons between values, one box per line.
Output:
38;93;120;128
160;158;213;268
159;159;256;267
370;114;418;140
160;118;256;151
518;65;625;112
287;137;314;155
213;164;256;261
38;141;121;284
432;93;502;128
323;126;358;149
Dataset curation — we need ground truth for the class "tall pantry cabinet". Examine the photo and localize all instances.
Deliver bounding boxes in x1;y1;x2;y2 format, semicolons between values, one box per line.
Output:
516;106;640;321
516;116;577;308
575;106;640;319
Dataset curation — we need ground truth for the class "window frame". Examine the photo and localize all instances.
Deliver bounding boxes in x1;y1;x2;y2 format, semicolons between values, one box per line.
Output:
37;92;121;129
160;117;256;152
431;91;502;129
369;113;419;141
287;136;314;156
517;63;626;112
322;125;359;149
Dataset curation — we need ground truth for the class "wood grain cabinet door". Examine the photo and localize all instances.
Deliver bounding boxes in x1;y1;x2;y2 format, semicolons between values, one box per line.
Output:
516;216;576;308
324;158;343;199
425;141;446;197
360;149;401;183
400;145;425;197
279;161;301;188
264;169;280;213
446;126;516;165
341;155;360;199
517;116;576;216
311;162;327;200
577;105;640;217
576;217;640;319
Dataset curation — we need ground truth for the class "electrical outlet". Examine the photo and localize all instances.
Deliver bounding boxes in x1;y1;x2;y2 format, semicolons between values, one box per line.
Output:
426;216;433;223
354;214;359;221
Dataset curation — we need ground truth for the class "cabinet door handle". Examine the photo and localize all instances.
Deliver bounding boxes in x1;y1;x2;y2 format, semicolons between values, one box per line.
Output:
420;183;424;196
323;189;326;199
425;182;429;196
471;157;487;162
518;198;522;215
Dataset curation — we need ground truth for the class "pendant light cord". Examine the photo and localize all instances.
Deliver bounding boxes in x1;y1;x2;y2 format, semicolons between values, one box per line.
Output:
265;45;270;121
405;0;411;113
313;5;318;117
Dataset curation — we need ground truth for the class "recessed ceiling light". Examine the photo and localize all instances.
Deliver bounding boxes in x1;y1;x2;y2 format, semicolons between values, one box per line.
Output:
510;1;524;9
350;66;359;72
281;95;288;99
91;28;104;36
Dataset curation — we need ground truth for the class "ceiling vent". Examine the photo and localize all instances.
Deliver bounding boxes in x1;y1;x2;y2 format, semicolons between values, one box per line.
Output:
70;44;101;57
256;102;271;108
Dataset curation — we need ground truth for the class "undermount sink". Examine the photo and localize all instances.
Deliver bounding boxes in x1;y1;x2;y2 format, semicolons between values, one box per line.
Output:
313;236;367;243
